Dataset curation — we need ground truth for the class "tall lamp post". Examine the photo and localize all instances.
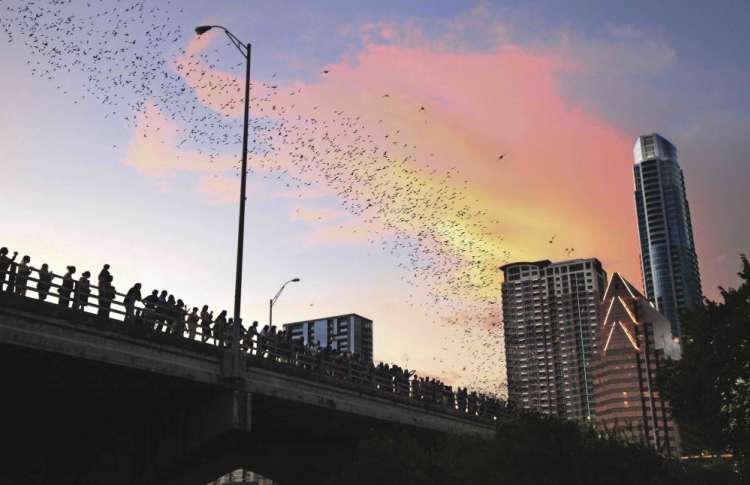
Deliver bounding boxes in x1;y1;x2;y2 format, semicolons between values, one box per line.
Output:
269;278;300;327
195;25;251;366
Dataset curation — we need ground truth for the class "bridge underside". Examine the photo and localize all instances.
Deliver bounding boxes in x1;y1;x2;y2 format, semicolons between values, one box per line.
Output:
0;294;496;484
0;344;427;485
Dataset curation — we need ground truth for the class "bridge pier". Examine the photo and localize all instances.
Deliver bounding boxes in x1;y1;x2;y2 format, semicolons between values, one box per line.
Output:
0;343;253;484
124;388;253;485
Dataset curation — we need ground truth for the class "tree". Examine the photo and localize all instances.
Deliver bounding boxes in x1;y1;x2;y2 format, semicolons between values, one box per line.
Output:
658;255;750;471
327;412;736;485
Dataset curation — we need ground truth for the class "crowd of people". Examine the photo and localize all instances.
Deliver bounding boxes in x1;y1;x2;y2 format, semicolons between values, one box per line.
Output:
0;247;242;346
0;246;508;419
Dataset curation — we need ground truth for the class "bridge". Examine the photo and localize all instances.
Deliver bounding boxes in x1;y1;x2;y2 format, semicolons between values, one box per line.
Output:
0;257;507;485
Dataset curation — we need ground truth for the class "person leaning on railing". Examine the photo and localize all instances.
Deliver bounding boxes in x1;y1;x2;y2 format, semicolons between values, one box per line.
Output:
199;305;212;343
0;247;18;292
153;290;168;332
97;273;116;319
213;310;228;346
243;320;258;354
73;271;91;311
186;307;199;340
36;263;53;301
14;255;32;297
141;289;159;330
97;265;111;289
171;298;186;337
58;266;76;308
123;283;142;322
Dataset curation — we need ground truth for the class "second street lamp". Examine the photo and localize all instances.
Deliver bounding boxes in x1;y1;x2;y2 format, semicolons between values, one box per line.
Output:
269;278;300;328
195;25;251;369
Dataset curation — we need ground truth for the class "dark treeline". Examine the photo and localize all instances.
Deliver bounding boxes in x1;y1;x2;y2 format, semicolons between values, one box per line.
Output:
327;412;739;485
657;255;750;477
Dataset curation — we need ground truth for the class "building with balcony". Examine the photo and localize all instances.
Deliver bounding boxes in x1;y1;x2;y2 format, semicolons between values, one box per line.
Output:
500;258;607;420
283;313;373;364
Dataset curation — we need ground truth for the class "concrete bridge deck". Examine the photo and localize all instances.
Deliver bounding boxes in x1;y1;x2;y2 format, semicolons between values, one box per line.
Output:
0;292;500;484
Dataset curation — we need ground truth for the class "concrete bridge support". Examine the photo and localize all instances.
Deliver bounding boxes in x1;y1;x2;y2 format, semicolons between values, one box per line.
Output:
0;344;253;484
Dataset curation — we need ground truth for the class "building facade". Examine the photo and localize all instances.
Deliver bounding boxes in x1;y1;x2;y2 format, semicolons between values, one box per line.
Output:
592;272;681;456
283;313;373;363
500;258;607;420
207;469;274;485
633;133;702;335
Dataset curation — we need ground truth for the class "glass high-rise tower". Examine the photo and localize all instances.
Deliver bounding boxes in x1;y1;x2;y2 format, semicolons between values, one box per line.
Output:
633;133;702;336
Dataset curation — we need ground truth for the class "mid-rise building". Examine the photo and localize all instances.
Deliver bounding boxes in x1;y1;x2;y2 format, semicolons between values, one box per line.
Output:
207;469;273;485
283;313;373;363
500;258;607;420
633;133;702;335
592;272;681;456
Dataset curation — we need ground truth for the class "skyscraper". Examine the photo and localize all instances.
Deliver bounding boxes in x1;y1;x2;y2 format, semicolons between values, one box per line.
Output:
633;133;702;335
283;313;374;363
500;258;607;420
592;272;681;456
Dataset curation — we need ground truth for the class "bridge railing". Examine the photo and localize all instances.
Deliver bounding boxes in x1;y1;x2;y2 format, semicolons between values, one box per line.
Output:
0;262;220;343
248;333;511;422
1;262;129;319
0;260;511;423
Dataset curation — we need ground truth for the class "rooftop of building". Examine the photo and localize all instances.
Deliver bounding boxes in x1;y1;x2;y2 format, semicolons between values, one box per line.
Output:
633;132;677;164
602;272;681;360
282;313;373;329
499;257;602;272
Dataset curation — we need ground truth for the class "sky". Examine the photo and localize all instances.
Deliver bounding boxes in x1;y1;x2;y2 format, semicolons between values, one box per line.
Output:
1;0;748;393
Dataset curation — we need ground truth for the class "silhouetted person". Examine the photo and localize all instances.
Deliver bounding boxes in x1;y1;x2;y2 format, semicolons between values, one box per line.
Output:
36;263;52;301
123;283;142;322
226;318;235;347
171;297;186;336
142;289;159;330
226;318;244;349
186;307;199;340
0;248;18;292
98;274;115;319
155;290;168;332
74;271;91;311
58;266;76;308
259;324;270;355
244;321;259;353
14;255;31;296
213;310;227;346
164;294;176;334
98;264;111;289
97;272;110;318
200;305;212;342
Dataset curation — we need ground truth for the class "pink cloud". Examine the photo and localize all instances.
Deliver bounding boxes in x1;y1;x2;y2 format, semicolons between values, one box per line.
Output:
196;174;240;204
290;206;349;224
146;21;641;298
125;102;218;177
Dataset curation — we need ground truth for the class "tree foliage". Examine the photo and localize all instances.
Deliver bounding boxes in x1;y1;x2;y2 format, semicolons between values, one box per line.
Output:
657;255;750;470
327;413;736;485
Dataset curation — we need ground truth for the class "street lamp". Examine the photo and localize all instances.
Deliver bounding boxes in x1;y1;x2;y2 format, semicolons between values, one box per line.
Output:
269;278;300;327
195;25;251;367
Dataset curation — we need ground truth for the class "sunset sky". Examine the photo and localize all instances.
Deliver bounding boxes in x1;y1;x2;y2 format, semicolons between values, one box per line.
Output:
1;0;748;393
